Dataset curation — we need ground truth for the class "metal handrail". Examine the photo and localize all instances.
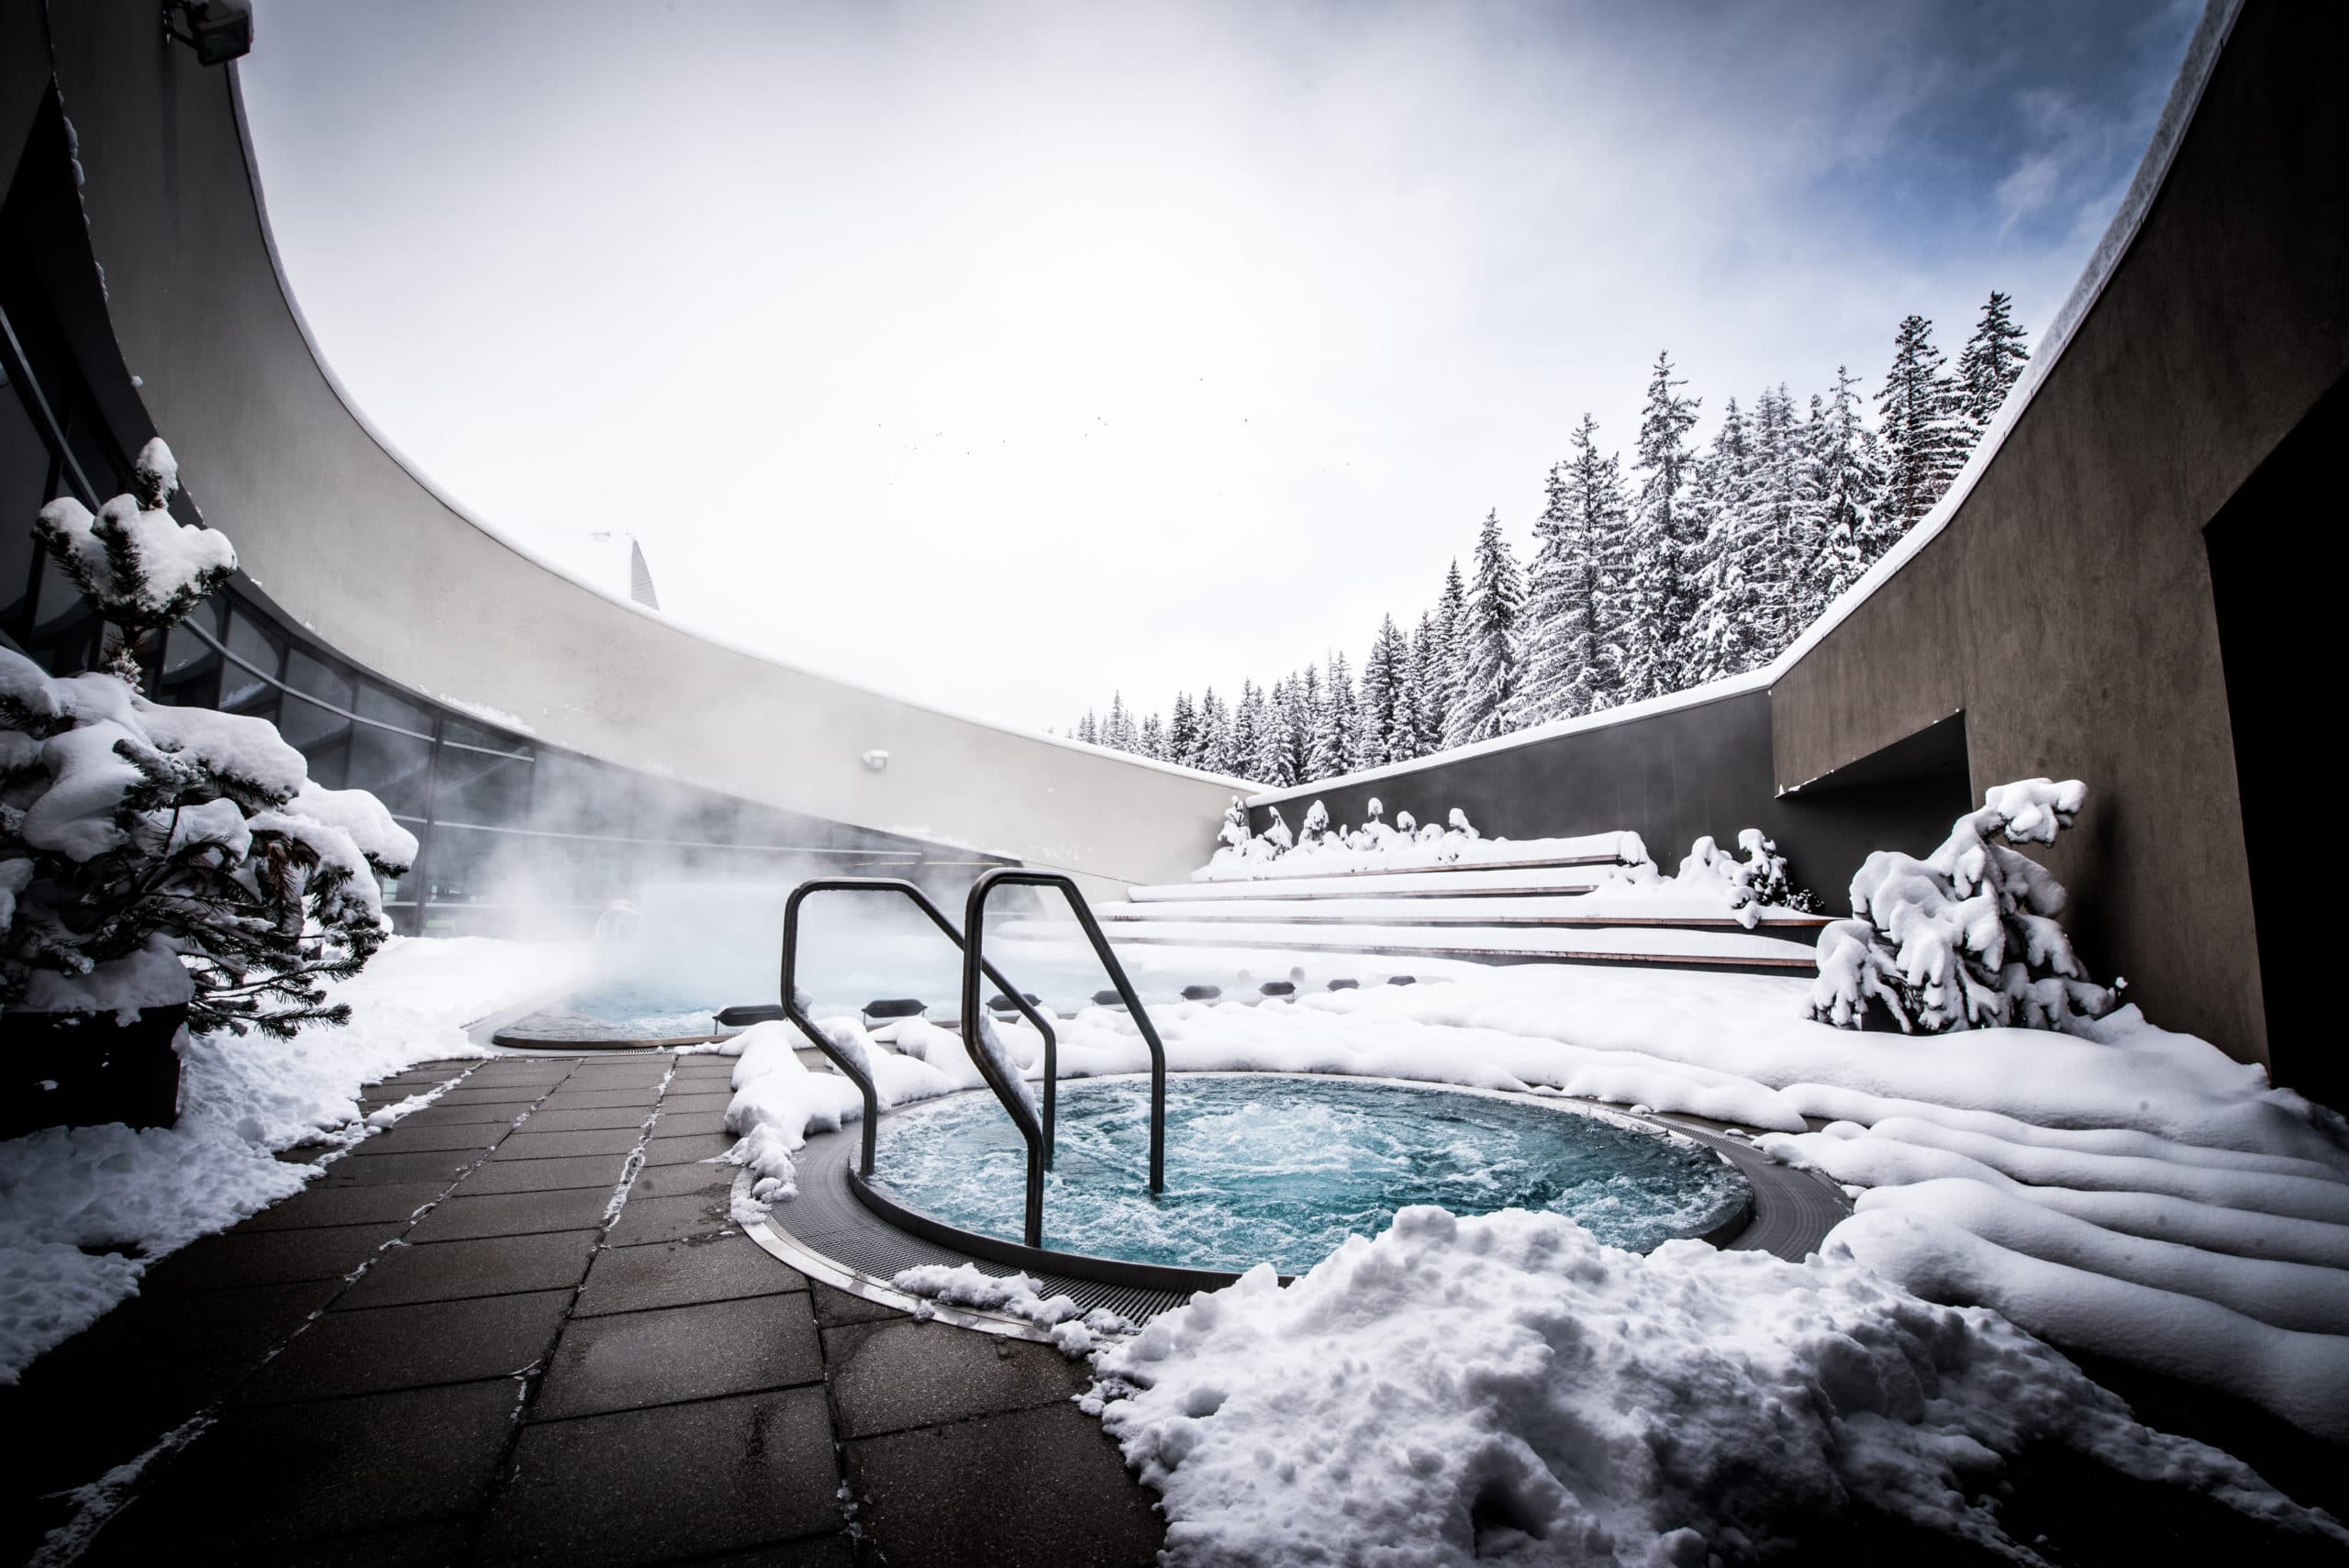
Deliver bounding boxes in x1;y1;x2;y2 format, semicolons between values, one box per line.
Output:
751;877;1059;1180
963;868;1168;1244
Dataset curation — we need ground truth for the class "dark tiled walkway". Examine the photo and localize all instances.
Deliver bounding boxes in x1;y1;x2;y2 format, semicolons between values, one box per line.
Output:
0;1054;1163;1567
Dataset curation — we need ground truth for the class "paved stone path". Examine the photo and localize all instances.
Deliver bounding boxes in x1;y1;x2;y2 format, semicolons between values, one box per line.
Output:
0;1053;1164;1566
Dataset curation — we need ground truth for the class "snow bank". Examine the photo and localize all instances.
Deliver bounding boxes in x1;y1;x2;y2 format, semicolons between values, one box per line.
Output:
1082;1206;2344;1566
1195;797;1647;883
716;1017;962;1206
0;937;583;1382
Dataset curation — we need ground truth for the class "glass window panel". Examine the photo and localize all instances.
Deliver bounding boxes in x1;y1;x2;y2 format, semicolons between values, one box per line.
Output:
284;647;352;712
350;724;432;818
32;550;84;628
161;597;223;673
442;718;527;755
224;606;281;680
298;732;350;791
433;742;531;826
0;362;50;639
278;693;350;753
355;680;434;735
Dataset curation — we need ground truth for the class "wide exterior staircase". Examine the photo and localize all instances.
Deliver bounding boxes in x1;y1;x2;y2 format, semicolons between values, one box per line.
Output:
1012;841;1831;979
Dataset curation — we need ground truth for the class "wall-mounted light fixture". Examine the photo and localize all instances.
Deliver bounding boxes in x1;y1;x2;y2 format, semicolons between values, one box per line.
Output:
861;750;890;773
162;0;254;66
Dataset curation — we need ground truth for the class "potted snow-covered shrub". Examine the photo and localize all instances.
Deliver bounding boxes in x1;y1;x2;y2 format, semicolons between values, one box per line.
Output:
1;439;417;1136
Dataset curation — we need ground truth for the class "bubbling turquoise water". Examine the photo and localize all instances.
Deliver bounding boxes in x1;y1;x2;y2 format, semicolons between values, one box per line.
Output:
868;1075;1750;1273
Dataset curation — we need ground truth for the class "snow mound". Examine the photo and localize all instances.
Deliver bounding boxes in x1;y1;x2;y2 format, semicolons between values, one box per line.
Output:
1085;1206;2347;1567
1196;797;1646;883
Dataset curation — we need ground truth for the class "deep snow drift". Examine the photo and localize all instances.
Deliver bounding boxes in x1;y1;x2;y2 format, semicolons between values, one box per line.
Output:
0;937;582;1381
1068;1207;2346;1567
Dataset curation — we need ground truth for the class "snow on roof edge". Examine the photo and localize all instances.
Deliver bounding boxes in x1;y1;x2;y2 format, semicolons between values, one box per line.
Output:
223;71;1258;797
1249;0;2243;814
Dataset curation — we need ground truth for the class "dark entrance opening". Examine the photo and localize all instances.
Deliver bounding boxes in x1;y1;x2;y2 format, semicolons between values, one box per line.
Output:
1776;710;1973;917
2204;370;2343;1113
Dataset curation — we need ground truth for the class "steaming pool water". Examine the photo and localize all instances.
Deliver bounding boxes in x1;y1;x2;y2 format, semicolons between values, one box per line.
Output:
866;1075;1751;1273
518;939;1467;1042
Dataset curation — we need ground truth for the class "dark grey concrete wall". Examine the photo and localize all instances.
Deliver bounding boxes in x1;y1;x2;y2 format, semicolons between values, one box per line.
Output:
1249;689;1969;915
1772;0;2346;1077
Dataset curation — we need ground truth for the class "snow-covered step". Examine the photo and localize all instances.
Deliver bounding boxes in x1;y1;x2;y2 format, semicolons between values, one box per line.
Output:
1129;865;1615;901
1010;921;1820;973
1086;895;1829;940
1191;828;1645;883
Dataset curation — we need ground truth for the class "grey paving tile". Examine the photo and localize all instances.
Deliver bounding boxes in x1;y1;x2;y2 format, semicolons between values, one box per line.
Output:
320;1147;485;1186
459;1152;629;1195
561;1067;672;1090
237;1182;445;1232
407;1187;615;1244
516;1106;652;1133
478;1387;839;1566
844;1401;1163;1568
494;1128;641;1160
432;1087;551;1107
627;1162;735;1201
650;1107;729;1138
575;1235;805;1317
334;1229;599;1309
534;1087;664;1110
678;1537;856;1567
43;1278;337;1370
388;1099;533;1127
826;1318;1089;1440
239;1290;572;1403
655;1090;736;1114
533;1295;820;1419
347;1119;507;1154
84;1381;518;1558
140;1222;404;1294
642;1131;738;1165
260;1517;484;1566
606;1189;738;1248
809;1280;905;1329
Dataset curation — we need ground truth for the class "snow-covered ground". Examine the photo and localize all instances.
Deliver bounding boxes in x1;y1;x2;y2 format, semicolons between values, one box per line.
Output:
0;937;584;1382
723;959;2349;1450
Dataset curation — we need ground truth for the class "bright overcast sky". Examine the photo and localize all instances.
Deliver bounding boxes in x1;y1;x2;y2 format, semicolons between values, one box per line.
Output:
239;0;2199;733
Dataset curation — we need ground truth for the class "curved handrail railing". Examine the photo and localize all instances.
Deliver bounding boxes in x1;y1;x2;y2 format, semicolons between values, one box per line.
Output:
963;867;1167;1244
725;877;1060;1180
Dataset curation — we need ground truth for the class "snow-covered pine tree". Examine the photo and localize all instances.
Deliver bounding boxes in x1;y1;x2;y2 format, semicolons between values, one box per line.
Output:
1105;693;1134;752
1257;680;1297;787
1432;560;1469;736
1625;352;1703;701
1955;290;2030;439
1075;709;1099;745
1168;691;1199;767
1138;712;1165;761
1231;681;1275;782
1798;365;1888;620
1876;314;1964;531
1197;687;1233;773
1322;651;1359;777
1451;509;1526;744
1683;395;1757;688
1283;665;1319;784
1745;385;1806;657
1355;616;1410;771
1403;611;1444;758
1521;415;1616;722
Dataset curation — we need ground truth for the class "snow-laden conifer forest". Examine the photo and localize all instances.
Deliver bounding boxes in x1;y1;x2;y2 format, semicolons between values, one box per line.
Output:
1071;296;2028;780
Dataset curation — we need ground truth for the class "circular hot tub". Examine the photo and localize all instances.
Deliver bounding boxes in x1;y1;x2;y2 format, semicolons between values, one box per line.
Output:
863;1073;1752;1278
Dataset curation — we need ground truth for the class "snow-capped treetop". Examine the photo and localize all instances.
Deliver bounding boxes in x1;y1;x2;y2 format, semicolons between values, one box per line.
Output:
34;439;236;641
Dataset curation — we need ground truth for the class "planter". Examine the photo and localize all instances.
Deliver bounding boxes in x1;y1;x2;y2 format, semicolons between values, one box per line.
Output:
0;1003;188;1138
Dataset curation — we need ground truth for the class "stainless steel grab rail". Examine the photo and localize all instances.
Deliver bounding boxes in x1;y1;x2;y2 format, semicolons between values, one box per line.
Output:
963;867;1168;1239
